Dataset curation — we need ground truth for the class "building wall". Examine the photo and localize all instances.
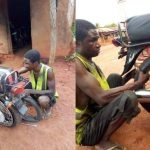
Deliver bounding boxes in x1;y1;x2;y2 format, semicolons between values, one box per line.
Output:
0;0;11;54
0;0;75;59
56;0;74;56
30;0;51;59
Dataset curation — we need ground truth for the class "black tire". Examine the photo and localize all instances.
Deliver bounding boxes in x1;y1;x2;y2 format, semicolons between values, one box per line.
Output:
134;71;150;112
140;103;150;113
107;73;123;88
0;101;21;127
134;71;139;81
134;70;145;90
21;96;42;122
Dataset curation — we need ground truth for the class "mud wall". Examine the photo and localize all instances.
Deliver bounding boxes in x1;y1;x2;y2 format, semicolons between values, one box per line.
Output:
56;0;75;56
0;0;11;54
0;0;75;58
30;0;51;59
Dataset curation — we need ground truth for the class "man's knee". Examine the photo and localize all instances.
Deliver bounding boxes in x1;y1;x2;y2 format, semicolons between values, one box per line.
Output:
38;96;50;109
123;91;138;106
121;91;140;121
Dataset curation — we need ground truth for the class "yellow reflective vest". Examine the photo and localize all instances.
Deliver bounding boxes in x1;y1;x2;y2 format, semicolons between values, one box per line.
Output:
30;63;58;97
76;53;110;144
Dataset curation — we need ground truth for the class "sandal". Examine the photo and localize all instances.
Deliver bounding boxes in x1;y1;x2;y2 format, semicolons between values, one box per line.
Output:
95;144;126;150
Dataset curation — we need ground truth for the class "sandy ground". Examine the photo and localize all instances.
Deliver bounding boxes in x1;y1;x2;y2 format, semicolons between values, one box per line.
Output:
0;51;75;150
1;43;150;150
77;44;150;150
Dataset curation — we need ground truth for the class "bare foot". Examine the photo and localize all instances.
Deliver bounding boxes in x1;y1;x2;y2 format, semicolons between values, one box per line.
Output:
42;107;52;119
95;140;126;150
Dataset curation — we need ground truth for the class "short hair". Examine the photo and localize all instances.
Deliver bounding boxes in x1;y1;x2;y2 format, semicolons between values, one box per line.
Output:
24;49;41;63
76;19;96;43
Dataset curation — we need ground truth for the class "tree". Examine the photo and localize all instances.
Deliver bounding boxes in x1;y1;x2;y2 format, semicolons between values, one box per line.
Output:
96;23;100;28
104;23;117;28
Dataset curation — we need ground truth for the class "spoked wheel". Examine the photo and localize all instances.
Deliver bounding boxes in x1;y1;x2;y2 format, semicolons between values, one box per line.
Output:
0;101;21;127
21;96;42;122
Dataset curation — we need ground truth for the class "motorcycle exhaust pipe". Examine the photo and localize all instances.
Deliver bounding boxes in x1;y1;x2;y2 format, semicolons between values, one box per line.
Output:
135;90;150;98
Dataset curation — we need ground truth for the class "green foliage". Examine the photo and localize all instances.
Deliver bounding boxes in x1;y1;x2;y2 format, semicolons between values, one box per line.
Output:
96;23;100;28
104;23;117;28
71;22;76;38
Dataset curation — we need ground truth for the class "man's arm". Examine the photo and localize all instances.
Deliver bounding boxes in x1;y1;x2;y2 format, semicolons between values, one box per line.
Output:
76;59;147;106
26;69;55;95
18;67;29;75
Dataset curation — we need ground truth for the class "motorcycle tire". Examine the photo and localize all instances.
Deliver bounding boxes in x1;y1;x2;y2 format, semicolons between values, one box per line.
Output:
140;103;150;113
134;71;150;112
21;96;42;122
134;70;145;90
0;101;21;127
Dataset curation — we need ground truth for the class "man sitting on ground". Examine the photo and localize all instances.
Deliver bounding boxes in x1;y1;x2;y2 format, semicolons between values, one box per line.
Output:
76;19;148;150
19;49;57;117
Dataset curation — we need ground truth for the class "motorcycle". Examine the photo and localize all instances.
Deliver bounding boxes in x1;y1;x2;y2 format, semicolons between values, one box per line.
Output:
111;13;150;87
0;66;42;127
111;13;150;112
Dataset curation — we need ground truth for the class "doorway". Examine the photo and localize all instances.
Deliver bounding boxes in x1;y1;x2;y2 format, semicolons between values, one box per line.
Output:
7;0;32;53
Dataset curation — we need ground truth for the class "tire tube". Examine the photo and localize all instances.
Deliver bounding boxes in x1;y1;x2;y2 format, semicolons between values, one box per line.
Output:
9;107;22;127
21;97;42;122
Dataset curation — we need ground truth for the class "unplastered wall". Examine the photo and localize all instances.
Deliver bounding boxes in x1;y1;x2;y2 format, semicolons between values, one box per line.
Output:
56;0;74;56
30;0;51;59
0;0;11;54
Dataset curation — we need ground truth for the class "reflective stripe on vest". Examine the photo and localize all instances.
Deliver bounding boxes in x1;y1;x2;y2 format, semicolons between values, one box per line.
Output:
30;63;51;90
76;53;110;90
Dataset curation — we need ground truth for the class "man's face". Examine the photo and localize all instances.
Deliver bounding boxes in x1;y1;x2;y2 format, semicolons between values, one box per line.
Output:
81;29;101;57
23;58;34;70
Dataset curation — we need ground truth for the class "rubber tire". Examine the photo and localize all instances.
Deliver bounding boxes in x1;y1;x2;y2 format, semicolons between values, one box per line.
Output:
140;103;150;113
134;70;145;90
107;73;123;88
8;107;22;127
0;105;21;127
21;97;42;122
134;70;150;112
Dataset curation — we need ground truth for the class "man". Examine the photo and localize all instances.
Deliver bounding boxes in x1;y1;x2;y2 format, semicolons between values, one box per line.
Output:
76;19;148;150
19;49;57;116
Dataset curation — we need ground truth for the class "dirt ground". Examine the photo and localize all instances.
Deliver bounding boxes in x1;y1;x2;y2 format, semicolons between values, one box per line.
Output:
1;43;150;150
77;43;150;150
0;51;75;150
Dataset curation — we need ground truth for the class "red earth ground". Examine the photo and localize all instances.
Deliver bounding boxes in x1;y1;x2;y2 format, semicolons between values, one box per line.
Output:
1;43;150;150
77;43;150;150
0;50;75;150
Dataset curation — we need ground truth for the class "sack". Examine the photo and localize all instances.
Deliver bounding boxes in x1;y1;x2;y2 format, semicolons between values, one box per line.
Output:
126;13;150;43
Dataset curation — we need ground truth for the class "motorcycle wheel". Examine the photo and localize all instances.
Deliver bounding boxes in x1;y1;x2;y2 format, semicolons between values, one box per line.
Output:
0;101;21;127
21;96;42;122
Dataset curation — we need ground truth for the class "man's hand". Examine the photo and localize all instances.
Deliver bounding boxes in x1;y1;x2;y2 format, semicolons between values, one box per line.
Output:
18;67;29;75
134;71;149;90
24;89;31;95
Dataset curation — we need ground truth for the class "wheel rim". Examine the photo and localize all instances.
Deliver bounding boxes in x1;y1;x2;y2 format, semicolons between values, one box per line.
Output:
0;101;14;126
22;101;40;122
0;111;5;122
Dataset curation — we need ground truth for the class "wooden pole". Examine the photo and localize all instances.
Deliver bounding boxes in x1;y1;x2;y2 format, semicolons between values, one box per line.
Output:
49;0;57;65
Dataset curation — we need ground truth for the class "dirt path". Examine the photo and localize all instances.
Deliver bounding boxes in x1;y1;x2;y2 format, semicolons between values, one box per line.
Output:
0;54;75;150
77;44;150;150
